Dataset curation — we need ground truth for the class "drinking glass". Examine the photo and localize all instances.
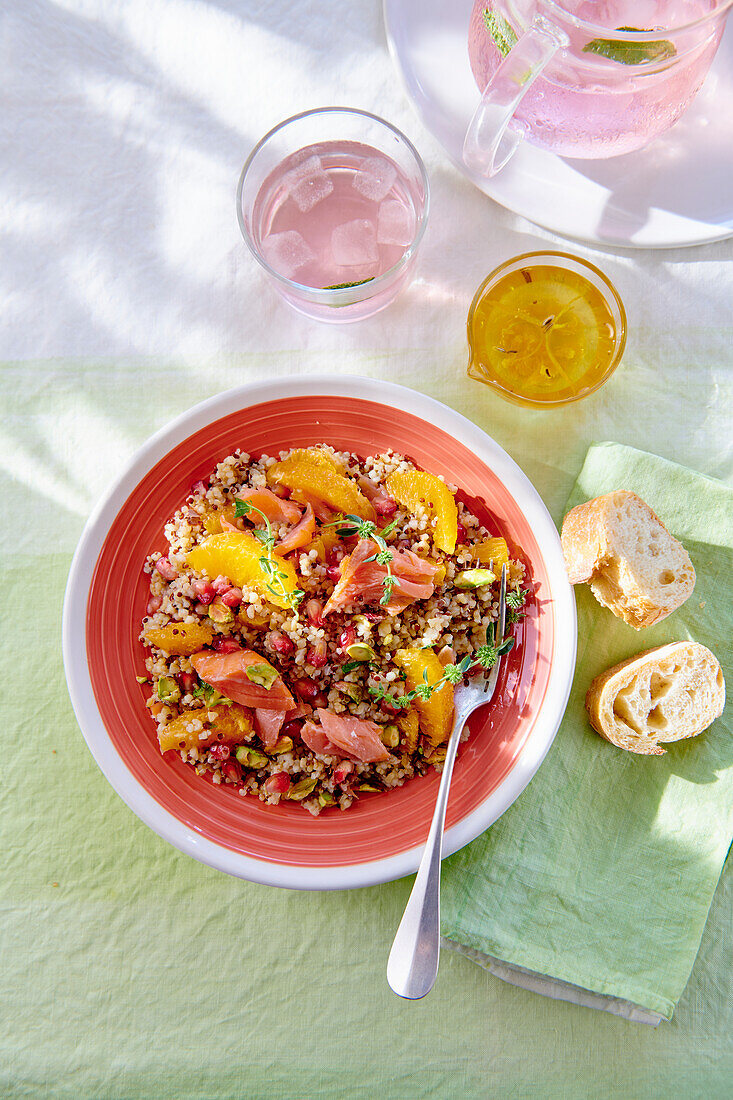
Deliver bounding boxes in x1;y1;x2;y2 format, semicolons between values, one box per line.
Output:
237;108;429;322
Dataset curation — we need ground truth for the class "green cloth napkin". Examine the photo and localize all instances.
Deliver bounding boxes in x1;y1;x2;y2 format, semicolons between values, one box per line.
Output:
441;442;733;1023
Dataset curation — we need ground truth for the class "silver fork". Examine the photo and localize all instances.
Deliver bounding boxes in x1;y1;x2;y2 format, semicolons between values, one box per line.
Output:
387;564;508;1000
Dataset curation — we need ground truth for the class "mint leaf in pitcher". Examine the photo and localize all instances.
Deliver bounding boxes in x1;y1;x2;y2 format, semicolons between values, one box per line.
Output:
483;9;518;58
324;277;375;290
582;28;676;65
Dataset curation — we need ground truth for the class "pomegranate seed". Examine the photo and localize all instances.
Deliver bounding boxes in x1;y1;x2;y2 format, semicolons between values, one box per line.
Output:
306;598;324;627
381;700;400;717
192;479;208;495
456;521;468;545
221;760;242;783
338;626;356;651
281;719;303;740
362;612;383;623
267;630;295;656
146;594;162;615
307;641;327;669
220;586;243;608
177;671;197;695
264;772;292;795
374;497;397;517
192;578;215;605
293;678;319;702
326;546;341;565
312;691;329;709
154;556;177;581
209;743;230;762
212;575;231;595
213;637;241;654
326;565;341;583
334;760;354;785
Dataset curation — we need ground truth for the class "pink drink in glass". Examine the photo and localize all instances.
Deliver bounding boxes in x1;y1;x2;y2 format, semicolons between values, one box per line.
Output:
252;141;422;317
468;0;726;158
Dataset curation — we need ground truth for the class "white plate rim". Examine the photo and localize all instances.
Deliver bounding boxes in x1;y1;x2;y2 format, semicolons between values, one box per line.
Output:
62;374;577;890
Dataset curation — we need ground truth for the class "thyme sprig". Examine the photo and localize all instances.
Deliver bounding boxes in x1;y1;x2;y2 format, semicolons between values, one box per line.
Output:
506;587;529;624
234;498;305;618
366;604;521;710
324;514;400;607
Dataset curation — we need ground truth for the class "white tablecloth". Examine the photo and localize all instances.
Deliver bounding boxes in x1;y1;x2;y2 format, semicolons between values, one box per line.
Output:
2;0;731;378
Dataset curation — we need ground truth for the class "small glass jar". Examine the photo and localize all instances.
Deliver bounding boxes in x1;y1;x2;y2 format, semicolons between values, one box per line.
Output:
467;251;627;408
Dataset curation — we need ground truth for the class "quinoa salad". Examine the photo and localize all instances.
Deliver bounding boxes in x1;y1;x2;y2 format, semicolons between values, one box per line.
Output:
139;445;527;816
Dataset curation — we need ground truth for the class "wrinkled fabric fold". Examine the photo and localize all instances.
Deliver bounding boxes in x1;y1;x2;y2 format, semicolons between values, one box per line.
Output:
441;443;733;1023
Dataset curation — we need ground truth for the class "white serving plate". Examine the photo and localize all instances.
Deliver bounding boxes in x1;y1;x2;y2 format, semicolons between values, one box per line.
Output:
384;0;733;249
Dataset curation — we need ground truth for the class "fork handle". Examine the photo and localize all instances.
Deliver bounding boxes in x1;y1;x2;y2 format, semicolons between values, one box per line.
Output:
386;699;474;1000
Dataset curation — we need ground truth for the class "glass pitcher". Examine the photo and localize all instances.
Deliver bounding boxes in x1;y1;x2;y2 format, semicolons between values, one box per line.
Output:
464;0;733;175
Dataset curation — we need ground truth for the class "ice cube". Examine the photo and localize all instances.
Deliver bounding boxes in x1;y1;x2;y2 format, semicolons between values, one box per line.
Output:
288;153;323;178
377;198;415;247
330;219;379;266
352;156;398;201
261;230;315;279
283;154;334;213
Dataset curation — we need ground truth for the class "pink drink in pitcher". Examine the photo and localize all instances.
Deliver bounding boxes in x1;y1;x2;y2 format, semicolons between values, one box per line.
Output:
252;142;421;293
467;0;729;164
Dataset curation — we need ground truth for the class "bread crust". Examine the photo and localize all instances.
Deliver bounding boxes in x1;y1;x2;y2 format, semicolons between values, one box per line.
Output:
561;491;695;629
585;641;725;755
560;494;613;584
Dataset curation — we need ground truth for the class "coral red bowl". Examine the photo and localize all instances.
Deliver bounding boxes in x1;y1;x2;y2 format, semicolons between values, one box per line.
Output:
62;376;576;889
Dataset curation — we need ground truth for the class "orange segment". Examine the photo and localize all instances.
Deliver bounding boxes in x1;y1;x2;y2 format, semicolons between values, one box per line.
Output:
144;621;214;656
386;471;458;555
472;537;509;567
201;505;238;535
268;448;375;522
187;531;298;609
394;647;454;748
158;703;253;753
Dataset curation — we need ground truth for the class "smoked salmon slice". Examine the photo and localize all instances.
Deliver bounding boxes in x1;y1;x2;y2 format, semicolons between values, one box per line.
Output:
254;702;312;749
357;475;397;516
317;709;395;763
236;487;302;527
290;489;334;523
323;538;439;616
301;720;340;756
191;648;295;710
275;503;315;556
253;709;287;750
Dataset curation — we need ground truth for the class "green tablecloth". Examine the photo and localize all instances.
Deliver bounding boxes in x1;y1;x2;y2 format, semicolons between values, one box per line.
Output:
3;353;732;1098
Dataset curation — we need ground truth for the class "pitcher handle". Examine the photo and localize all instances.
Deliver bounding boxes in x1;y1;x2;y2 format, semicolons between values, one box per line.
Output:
463;16;569;177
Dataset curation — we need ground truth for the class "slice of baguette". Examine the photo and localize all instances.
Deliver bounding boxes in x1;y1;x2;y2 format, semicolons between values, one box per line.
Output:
586;641;725;755
561;490;695;629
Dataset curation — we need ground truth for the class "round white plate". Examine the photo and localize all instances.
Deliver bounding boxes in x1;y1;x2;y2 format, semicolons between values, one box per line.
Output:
384;0;733;249
62;375;576;890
